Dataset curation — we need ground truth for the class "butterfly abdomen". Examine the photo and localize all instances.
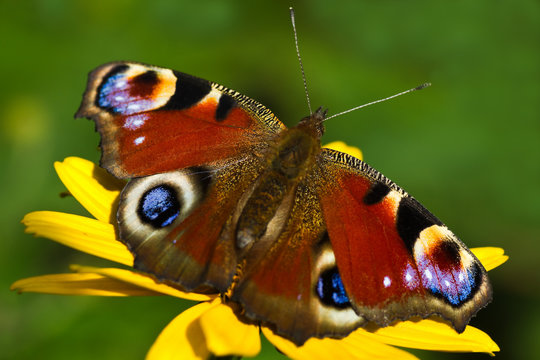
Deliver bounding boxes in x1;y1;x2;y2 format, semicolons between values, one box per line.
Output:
236;127;321;249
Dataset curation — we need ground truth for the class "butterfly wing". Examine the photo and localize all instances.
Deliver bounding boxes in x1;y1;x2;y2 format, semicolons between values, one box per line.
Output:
229;146;490;346
317;148;492;332
77;62;286;292
77;61;491;345
75;61;285;178
117;156;265;293
230;178;366;345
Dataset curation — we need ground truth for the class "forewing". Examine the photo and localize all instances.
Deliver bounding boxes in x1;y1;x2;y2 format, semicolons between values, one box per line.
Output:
76;61;285;178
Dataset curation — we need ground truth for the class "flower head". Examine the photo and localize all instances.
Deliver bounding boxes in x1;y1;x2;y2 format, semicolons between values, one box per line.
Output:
12;144;507;359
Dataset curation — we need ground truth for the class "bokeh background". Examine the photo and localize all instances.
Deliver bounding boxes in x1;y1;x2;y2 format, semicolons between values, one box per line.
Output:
1;1;538;359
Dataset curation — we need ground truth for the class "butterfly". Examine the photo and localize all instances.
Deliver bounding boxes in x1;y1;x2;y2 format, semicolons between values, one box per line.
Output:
75;61;491;346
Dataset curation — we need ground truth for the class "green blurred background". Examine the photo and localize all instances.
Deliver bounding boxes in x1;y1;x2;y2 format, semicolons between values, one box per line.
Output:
1;0;538;359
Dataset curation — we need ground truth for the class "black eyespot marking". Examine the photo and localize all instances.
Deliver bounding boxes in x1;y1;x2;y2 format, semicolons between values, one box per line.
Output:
137;184;181;228
163;71;212;110
215;94;236;121
363;182;391;205
396;196;443;253
133;70;158;87
316;267;351;309
435;240;461;264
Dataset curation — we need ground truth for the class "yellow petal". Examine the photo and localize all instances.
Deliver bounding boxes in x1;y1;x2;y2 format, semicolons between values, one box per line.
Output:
199;301;260;357
324;141;363;160
471;247;508;271
262;327;418;360
147;301;219;360
362;318;499;354
10;273;161;296
54;157;125;222
72;265;213;301
22;211;133;265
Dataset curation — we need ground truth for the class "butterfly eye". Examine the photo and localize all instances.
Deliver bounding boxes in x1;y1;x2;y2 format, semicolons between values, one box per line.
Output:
137;185;180;228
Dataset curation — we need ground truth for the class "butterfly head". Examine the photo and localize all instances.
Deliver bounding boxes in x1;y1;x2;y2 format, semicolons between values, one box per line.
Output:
297;106;327;140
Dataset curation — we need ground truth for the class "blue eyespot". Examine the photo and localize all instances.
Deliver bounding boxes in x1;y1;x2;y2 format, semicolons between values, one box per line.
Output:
316;267;351;308
137;185;180;228
416;252;480;306
98;72;127;112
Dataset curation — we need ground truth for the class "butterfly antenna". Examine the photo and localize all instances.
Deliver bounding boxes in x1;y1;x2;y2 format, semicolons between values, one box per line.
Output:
324;83;431;121
290;7;313;115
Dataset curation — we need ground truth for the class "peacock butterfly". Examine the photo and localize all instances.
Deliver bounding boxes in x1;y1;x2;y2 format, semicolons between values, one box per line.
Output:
75;40;491;347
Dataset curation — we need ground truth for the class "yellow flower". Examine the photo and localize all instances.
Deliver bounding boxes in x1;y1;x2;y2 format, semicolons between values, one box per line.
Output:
12;147;508;359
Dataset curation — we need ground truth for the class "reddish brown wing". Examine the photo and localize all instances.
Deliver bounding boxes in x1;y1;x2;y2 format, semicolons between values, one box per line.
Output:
317;148;492;331
117;157;265;293
75;61;285;178
230;179;365;346
77;62;286;293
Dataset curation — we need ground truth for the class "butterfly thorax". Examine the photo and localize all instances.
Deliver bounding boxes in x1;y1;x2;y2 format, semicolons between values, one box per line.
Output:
235;110;326;250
